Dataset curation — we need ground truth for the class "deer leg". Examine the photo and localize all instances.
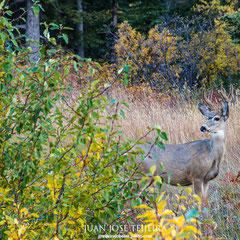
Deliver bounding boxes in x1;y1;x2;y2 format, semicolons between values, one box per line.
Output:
193;179;203;199
202;181;214;237
202;181;211;222
193;179;205;211
202;181;209;207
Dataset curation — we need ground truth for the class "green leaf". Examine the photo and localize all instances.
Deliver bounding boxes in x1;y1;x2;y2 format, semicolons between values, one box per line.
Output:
159;131;168;141
130;200;138;207
32;5;40;17
121;100;129;108
156;140;165;150
63;27;73;30
0;0;5;10
62;34;68;44
91;80;99;88
154;124;161;131
124;73;128;85
31;67;38;72
120;109;125;119
73;61;78;72
11;39;18;47
123;64;129;73
185;209;199;221
159;162;165;171
95;62;101;69
91;111;99;120
202;219;215;224
49;37;56;45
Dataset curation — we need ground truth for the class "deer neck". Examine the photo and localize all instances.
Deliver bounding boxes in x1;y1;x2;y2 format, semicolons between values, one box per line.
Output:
210;130;226;161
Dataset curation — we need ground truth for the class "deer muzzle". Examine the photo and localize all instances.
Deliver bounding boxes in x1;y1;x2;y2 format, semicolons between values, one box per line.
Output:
200;126;209;133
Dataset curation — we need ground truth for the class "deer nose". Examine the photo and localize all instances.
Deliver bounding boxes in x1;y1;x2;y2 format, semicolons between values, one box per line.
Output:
200;126;207;132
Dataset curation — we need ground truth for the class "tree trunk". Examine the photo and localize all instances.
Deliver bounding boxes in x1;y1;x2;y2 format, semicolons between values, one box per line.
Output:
77;0;84;58
110;0;118;63
26;0;40;62
112;0;117;27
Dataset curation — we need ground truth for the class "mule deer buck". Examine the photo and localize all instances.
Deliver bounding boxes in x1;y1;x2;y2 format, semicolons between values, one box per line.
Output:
133;86;233;207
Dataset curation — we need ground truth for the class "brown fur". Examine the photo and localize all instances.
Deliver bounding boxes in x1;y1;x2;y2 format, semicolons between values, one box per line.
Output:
133;101;229;207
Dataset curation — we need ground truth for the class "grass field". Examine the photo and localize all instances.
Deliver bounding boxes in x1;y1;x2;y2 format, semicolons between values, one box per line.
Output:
108;86;240;239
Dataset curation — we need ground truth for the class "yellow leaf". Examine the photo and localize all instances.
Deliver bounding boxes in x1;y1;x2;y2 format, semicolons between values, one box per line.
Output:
75;172;81;178
0;220;5;225
181;225;201;235
190;219;197;223
75;158;81;164
20;208;28;214
82;149;87;157
186;188;192;194
156;192;166;203
177;216;185;228
136;210;156;219
154;176;163;184
77;207;83;215
134;204;152;210
181;205;186;211
162;226;175;236
78;161;84;168
39;159;45;166
162;209;174;215
168;216;185;228
149;165;156;175
85;158;90;165
18;225;26;236
193;194;201;204
179;196;187;200
68;220;75;225
96;152;100;160
30;213;39;218
157;200;166;214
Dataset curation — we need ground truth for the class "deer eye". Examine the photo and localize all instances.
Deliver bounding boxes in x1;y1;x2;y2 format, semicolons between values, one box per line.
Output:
214;117;220;121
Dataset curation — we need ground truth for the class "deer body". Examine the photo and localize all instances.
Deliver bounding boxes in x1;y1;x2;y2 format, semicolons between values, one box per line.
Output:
133;86;233;205
136;133;225;188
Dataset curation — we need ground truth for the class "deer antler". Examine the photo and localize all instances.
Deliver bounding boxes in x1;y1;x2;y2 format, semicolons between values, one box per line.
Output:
202;85;234;112
203;89;217;110
218;84;234;102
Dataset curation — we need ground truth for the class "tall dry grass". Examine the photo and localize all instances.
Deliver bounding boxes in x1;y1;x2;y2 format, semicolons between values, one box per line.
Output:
108;86;240;238
64;84;239;238
109;86;240;175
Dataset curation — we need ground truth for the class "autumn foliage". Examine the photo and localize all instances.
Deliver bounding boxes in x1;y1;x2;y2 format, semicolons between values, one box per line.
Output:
115;0;240;90
0;1;240;239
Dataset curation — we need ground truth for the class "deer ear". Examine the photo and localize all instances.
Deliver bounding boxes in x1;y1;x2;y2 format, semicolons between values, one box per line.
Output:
222;101;229;121
198;103;211;117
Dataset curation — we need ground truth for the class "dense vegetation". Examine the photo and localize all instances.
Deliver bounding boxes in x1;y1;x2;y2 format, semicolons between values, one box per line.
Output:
0;0;239;239
9;0;240;90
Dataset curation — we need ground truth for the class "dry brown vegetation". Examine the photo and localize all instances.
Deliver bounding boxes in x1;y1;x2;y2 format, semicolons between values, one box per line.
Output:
63;84;239;238
109;86;240;175
106;86;240;238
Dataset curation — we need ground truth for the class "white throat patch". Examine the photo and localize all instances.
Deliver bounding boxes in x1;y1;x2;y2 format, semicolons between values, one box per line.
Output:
214;130;225;138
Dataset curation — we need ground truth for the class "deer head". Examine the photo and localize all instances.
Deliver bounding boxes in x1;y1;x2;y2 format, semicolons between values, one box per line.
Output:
198;85;233;133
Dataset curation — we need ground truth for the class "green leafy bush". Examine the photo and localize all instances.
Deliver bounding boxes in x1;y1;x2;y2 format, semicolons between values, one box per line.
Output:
0;6;210;240
0;8;146;239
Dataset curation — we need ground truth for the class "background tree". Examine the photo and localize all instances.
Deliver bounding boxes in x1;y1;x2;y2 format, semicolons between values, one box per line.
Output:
26;0;40;62
77;0;84;57
7;0;240;88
